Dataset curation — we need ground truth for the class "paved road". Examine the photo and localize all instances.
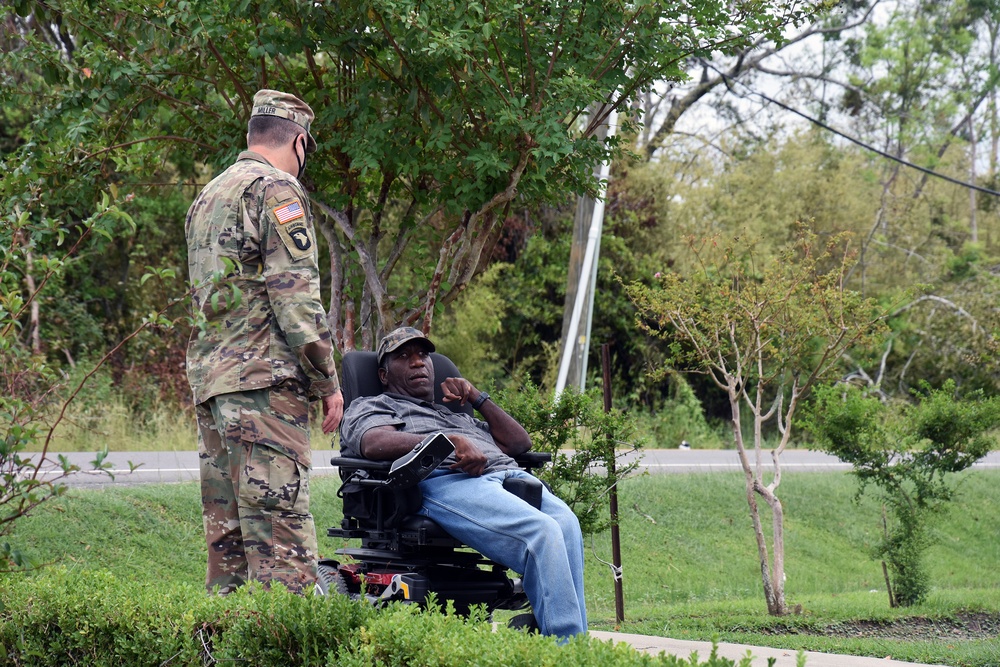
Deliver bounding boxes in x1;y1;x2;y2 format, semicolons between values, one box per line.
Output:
23;448;1000;488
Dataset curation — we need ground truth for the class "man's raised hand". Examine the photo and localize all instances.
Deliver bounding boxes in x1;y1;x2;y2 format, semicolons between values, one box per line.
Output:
440;377;479;406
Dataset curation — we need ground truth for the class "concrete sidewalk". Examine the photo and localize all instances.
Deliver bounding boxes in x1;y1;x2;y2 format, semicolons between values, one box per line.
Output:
588;631;944;667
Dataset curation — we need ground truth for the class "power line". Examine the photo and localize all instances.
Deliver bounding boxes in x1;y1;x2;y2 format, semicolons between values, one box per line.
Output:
714;68;1000;198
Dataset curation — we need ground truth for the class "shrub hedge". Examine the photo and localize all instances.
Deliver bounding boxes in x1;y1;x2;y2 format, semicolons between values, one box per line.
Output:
0;569;778;666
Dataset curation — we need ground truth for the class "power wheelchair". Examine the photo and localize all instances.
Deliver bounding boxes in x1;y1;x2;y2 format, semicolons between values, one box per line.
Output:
317;351;550;628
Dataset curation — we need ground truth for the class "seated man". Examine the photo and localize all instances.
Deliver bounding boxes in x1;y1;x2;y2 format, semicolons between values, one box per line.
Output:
339;327;588;639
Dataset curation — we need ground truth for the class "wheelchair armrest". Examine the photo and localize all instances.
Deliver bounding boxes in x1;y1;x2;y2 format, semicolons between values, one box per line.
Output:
333;433;455;490
333;443;549;476
330;456;393;473
514;451;551;471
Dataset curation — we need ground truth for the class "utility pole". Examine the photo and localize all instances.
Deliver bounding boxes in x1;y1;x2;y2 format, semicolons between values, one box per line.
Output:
555;107;617;396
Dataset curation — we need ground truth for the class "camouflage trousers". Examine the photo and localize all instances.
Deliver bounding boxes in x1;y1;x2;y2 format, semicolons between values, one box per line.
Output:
195;380;318;595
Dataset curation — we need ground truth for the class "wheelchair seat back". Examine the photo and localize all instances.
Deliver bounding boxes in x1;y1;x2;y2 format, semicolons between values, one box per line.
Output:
335;350;472;537
341;350;472;416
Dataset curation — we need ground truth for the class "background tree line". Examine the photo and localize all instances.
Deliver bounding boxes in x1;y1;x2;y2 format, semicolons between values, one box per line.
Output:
1;0;998;437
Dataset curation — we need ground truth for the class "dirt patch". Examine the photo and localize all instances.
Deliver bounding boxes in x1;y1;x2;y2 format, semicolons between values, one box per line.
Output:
770;612;1000;642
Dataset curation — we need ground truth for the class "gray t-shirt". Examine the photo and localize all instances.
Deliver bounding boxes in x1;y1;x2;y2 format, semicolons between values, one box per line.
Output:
339;393;519;474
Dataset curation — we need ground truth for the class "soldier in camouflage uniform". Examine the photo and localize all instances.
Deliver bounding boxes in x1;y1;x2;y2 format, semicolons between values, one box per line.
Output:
185;90;343;595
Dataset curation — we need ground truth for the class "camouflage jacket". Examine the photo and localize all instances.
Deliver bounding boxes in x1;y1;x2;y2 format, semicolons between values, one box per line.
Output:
185;151;339;405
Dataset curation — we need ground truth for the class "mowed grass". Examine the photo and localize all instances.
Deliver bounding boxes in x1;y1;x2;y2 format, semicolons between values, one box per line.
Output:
6;470;1000;666
584;471;1000;666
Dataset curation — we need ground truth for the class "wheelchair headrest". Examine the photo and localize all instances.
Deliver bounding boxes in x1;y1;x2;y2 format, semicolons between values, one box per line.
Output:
341;350;474;417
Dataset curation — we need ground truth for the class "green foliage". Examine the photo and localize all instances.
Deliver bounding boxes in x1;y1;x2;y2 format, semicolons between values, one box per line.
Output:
496;382;642;536
343;599;770;667
887;270;1000;395
805;381;1000;606
624;224;892;453
478;203;670;409
491;229;573;384
208;582;372;665
626;227;888;396
629;372;728;450
620;132;885;280
625;226;890;616
0;569;370;666
5;473;1000;665
0;568;774;667
0;162;191;566
0;195;129;563
618;126;1000;399
432;264;509;386
2;0;829;346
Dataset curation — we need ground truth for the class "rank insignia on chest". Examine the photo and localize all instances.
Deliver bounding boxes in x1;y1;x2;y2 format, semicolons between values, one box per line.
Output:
273;200;305;224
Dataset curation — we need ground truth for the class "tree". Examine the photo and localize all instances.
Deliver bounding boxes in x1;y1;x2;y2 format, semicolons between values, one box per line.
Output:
806;380;999;606
635;0;882;160
625;227;887;615
628;0;1000;399
0;192;174;568
2;0;831;353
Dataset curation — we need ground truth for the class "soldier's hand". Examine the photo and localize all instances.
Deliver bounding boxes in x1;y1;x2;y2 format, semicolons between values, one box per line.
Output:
321;390;344;434
448;434;488;477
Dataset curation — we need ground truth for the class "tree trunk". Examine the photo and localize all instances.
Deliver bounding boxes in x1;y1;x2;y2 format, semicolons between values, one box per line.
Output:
729;387;787;616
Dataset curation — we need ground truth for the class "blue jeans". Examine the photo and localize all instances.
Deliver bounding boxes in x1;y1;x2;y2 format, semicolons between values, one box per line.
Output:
417;468;587;638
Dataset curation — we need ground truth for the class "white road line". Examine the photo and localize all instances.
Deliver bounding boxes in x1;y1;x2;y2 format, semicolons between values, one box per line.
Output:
28;465;342;477
636;462;851;468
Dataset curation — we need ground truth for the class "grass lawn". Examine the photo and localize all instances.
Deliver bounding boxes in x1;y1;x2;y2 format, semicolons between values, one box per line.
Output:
6;470;999;666
584;471;1000;667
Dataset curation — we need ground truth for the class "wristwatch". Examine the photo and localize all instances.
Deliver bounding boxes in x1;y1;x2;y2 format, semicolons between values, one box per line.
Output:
471;391;490;410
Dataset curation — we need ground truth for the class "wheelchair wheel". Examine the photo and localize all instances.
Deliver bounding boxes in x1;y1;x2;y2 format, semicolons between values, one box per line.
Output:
507;612;539;633
316;560;356;598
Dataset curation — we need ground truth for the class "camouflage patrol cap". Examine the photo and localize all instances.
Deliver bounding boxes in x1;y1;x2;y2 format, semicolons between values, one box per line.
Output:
251;89;317;153
377;327;435;364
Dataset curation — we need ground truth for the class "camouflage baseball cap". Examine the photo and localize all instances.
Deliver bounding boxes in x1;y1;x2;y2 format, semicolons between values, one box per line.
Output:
377;327;435;364
251;89;317;153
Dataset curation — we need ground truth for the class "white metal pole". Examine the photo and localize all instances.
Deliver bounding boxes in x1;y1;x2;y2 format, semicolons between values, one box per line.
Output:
555;108;618;399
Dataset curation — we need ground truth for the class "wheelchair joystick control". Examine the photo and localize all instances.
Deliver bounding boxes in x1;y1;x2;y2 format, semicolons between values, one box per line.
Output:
386;432;455;488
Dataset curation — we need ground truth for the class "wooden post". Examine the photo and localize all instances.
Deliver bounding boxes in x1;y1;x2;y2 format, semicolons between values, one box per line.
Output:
602;343;625;624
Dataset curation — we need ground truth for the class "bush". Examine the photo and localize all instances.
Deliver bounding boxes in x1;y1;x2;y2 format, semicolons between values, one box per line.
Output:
496;382;642;536
0;569;210;666
805;380;1000;607
0;569;776;667
0;569;369;666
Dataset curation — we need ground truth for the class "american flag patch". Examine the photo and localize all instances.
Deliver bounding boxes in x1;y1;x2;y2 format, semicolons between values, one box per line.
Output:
273;200;304;224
